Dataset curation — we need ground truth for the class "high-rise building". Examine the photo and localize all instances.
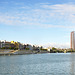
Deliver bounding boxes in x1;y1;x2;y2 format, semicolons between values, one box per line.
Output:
71;31;75;49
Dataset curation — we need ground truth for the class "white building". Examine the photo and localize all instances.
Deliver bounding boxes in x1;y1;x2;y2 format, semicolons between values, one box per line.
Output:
26;44;33;50
0;40;6;48
0;41;1;48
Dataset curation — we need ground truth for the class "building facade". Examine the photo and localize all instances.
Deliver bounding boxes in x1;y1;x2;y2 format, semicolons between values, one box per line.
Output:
11;41;24;50
0;40;6;48
0;40;15;49
0;41;1;48
26;44;33;50
71;31;75;49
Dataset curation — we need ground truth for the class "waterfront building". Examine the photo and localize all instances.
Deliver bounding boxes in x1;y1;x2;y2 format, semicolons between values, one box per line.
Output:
32;45;40;51
26;44;33;50
0;41;1;48
71;31;75;49
0;40;6;48
10;44;15;48
0;40;41;50
46;46;52;52
23;44;26;49
4;42;11;48
11;41;19;49
11;41;24;50
17;42;24;50
0;40;15;49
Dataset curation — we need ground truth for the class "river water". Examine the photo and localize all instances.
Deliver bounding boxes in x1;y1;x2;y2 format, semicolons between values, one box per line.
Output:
0;53;75;75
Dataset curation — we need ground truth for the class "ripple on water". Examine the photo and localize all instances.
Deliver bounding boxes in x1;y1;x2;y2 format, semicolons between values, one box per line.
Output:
0;53;75;75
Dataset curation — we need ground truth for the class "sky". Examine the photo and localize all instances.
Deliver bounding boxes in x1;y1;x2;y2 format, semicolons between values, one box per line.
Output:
0;0;75;48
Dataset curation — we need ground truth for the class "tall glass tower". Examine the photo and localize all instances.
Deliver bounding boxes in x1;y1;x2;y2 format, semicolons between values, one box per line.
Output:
71;31;75;50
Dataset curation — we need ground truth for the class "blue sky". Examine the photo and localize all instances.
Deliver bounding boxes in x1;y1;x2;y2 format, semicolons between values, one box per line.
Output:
0;0;75;48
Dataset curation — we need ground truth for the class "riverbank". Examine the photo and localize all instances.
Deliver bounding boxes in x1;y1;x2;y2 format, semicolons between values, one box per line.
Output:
0;50;49;56
0;49;74;56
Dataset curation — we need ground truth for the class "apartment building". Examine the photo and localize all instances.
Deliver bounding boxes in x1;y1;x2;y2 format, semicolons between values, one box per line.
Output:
71;31;75;49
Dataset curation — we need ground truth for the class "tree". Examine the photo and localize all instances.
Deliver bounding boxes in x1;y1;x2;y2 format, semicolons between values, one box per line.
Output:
25;48;29;50
33;45;35;50
2;47;5;49
52;47;57;50
40;46;43;50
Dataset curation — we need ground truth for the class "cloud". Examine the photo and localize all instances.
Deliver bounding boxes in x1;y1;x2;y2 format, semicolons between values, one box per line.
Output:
0;2;75;29
39;3;51;5
20;6;30;9
40;3;75;23
41;3;75;13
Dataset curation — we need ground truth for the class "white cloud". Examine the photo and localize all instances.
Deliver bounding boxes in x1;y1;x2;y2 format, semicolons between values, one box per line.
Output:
39;3;51;5
41;3;75;13
40;3;75;23
0;2;75;29
20;6;30;9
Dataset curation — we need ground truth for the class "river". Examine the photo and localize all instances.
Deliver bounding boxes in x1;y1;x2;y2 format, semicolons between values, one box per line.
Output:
0;53;75;75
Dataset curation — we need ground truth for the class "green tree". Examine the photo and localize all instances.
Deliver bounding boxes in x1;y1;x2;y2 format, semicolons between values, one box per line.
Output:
52;47;57;50
40;46;43;50
2;47;5;49
25;48;29;50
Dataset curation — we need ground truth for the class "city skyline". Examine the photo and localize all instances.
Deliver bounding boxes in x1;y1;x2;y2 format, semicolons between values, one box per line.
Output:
0;0;75;48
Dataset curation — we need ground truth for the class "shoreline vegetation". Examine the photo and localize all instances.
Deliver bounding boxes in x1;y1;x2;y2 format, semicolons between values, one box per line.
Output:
0;48;75;56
